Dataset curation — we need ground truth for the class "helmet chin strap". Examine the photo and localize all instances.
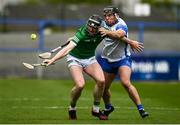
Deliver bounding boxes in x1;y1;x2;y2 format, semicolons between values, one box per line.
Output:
115;13;119;19
113;13;119;25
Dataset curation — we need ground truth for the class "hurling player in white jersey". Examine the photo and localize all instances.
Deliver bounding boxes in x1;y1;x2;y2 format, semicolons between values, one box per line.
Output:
98;6;149;118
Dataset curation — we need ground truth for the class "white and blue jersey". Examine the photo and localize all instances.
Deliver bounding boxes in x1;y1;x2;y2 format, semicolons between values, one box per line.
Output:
101;18;131;62
98;18;132;74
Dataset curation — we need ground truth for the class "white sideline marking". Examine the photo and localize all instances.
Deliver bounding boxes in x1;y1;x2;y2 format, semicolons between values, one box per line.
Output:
11;106;180;111
1;97;179;111
0;97;150;101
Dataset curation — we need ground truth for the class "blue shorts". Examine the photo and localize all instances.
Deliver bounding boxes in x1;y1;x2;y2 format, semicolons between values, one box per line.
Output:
97;56;132;74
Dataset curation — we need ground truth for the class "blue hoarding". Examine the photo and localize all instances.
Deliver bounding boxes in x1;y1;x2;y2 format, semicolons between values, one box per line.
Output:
131;56;180;81
97;55;180;81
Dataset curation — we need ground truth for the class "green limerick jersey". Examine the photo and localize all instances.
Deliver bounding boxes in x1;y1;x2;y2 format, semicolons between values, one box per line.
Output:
69;25;103;59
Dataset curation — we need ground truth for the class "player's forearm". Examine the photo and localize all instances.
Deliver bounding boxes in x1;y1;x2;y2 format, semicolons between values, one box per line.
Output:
106;30;125;39
51;42;74;62
120;37;133;44
51;49;68;62
99;27;125;39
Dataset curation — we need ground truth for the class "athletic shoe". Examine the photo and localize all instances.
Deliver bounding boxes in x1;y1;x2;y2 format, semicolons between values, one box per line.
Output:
139;109;149;118
91;109;108;120
68;109;77;120
102;106;114;116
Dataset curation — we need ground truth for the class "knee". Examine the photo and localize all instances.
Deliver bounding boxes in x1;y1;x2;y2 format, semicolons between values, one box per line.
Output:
75;82;85;91
121;79;131;89
96;78;105;88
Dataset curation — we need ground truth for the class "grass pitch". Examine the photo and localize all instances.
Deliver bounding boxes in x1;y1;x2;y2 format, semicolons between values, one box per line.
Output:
0;78;180;124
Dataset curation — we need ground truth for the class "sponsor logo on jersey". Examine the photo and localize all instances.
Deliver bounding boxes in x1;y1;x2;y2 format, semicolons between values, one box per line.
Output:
84;39;91;42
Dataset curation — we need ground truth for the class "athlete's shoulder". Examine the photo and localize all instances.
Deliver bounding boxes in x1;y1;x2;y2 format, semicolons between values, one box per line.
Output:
75;25;87;39
114;18;128;35
76;25;86;34
70;25;86;45
117;18;127;27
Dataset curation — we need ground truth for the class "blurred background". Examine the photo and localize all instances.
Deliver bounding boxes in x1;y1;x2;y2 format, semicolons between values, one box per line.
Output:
0;0;180;124
0;0;180;81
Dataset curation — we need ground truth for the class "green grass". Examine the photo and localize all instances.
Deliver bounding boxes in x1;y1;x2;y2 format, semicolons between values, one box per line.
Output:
0;78;180;124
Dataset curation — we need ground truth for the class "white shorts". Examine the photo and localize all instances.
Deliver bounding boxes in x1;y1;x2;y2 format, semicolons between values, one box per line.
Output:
66;54;97;68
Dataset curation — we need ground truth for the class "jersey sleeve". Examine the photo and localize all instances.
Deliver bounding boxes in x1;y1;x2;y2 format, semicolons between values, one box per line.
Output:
70;27;84;46
70;35;80;46
115;24;128;37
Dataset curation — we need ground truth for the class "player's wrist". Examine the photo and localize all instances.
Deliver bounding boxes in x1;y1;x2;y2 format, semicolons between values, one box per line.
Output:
50;58;56;63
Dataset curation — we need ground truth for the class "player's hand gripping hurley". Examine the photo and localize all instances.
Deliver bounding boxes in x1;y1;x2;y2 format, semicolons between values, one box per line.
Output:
22;62;55;69
22;62;46;69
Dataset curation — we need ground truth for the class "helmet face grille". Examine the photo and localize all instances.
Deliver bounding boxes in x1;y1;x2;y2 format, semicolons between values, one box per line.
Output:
88;21;99;29
104;8;113;14
87;15;102;29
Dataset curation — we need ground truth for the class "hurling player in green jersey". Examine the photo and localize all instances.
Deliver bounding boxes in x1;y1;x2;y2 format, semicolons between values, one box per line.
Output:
43;15;108;120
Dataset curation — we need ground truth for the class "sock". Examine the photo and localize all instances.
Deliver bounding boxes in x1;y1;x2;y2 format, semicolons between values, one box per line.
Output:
69;106;76;111
93;101;100;112
93;105;100;113
94;101;100;106
105;103;112;110
70;102;76;108
137;104;144;111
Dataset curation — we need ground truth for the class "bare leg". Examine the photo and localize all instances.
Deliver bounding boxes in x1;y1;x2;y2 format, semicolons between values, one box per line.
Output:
103;72;116;105
119;66;141;105
69;65;85;108
85;62;108;120
85;62;105;106
118;66;149;118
